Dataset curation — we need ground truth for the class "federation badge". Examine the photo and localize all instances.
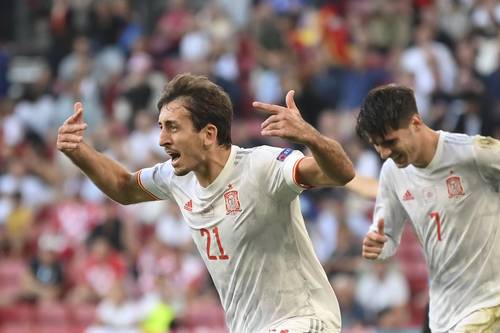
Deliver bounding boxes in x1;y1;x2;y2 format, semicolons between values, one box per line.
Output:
422;186;437;204
446;175;465;198
224;184;242;215
477;136;497;148
277;148;293;161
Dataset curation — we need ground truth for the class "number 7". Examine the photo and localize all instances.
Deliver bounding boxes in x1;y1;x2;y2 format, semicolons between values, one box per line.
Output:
430;211;442;241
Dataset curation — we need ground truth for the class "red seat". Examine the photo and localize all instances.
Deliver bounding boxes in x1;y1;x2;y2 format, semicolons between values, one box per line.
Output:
0;323;32;333
171;327;229;333
0;259;26;280
34;302;68;324
183;303;226;328
0;304;35;323
189;327;229;333
35;324;73;333
0;259;26;299
68;304;96;326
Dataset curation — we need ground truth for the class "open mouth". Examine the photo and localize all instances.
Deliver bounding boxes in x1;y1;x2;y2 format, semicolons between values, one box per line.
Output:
166;150;181;164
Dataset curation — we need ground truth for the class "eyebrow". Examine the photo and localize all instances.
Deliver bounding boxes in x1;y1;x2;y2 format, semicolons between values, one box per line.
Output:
371;137;397;146
159;120;178;126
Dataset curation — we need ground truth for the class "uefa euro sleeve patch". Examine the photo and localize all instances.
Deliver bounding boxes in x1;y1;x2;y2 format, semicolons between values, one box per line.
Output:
277;148;293;161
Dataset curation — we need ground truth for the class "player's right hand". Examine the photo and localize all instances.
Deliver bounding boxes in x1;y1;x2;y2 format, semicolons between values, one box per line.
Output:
56;102;88;154
362;219;388;260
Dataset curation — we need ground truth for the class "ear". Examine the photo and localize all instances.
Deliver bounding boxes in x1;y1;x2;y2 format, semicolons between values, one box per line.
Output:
410;114;423;130
202;124;218;147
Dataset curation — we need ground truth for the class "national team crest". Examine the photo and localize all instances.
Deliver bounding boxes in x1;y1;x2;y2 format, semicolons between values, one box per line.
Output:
422;186;437;204
446;175;465;198
224;184;242;215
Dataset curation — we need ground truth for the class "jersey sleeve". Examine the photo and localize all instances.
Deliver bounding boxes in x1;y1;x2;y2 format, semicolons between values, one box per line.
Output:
371;161;409;260
254;146;308;198
136;162;174;201
282;150;311;193
472;136;500;188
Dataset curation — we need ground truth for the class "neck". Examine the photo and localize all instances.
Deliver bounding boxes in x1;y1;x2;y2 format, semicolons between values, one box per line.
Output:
414;127;440;168
195;145;232;187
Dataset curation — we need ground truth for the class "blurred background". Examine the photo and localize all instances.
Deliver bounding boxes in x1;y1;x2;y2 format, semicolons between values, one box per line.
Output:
0;0;498;332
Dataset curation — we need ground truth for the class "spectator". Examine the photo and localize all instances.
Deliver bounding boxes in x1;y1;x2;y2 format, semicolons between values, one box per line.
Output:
330;273;368;330
400;23;457;120
3;192;33;256
0;1;498;332
356;261;410;324
18;233;64;303
68;236;127;304
85;282;141;333
137;274;176;333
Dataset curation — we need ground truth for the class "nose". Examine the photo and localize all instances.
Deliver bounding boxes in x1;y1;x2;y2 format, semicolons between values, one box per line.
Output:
375;145;392;159
159;129;171;147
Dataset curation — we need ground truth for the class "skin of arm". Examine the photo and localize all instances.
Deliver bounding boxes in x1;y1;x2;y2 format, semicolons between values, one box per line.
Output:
345;175;379;200
56;102;155;205
361;165;407;260
253;90;355;187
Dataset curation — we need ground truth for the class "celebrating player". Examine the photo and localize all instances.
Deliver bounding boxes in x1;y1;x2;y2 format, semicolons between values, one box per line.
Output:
57;73;355;333
356;84;500;333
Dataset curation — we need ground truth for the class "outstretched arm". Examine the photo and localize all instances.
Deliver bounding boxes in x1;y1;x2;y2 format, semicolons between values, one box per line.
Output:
346;175;379;200
252;91;354;187
57;102;156;204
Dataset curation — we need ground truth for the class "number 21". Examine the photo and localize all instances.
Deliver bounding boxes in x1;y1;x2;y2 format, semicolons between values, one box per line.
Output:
430;211;442;241
200;227;229;260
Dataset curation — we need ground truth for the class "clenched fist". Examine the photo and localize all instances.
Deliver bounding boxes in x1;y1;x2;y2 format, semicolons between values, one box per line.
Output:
362;219;388;260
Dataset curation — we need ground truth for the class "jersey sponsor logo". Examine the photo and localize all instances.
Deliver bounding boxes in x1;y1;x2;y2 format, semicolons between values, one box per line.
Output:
224;184;242;215
183;199;193;211
446;175;465;198
276;148;293;161
402;190;414;201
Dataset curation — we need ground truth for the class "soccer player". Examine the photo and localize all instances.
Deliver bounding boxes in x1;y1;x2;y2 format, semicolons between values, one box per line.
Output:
356;84;500;333
57;73;355;333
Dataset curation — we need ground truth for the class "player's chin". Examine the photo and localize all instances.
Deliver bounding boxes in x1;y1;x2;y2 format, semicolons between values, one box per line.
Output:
393;156;409;168
395;162;409;168
173;167;190;176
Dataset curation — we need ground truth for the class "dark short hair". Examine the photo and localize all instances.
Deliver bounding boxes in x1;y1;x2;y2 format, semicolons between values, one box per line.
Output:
356;84;418;142
157;73;233;147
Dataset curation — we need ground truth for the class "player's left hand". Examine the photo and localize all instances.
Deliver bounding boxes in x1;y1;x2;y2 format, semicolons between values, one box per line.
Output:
252;90;318;145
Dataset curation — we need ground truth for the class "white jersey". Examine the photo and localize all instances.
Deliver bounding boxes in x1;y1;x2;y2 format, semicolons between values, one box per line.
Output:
138;145;341;333
372;131;500;332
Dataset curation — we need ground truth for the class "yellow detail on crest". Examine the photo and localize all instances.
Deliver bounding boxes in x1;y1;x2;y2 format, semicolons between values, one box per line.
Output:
475;136;500;150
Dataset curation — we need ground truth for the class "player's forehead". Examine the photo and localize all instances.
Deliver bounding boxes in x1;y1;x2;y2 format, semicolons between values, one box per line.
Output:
369;128;402;145
158;99;192;124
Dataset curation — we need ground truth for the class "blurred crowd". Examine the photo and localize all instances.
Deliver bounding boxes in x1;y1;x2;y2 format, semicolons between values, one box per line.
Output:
0;0;498;332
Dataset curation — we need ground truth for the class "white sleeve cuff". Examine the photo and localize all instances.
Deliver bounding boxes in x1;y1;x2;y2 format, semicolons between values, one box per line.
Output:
283;154;311;194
